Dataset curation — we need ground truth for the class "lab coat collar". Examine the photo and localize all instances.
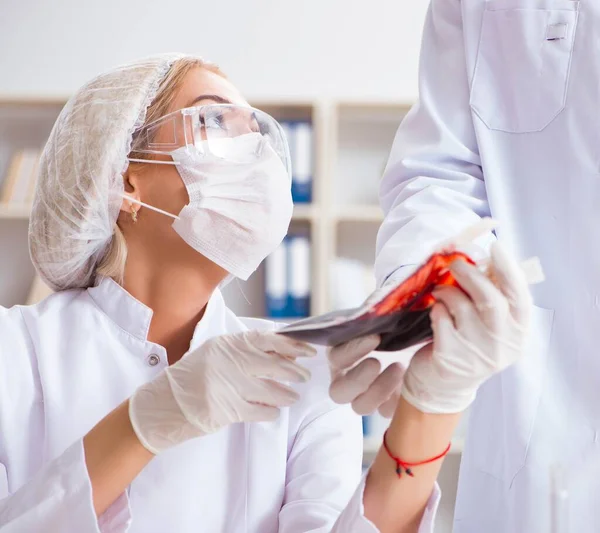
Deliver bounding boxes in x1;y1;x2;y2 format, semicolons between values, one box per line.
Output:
189;289;228;350
87;276;228;345
87;277;154;340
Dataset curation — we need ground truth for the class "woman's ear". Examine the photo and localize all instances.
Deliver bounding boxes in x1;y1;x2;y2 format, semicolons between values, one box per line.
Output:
120;166;142;215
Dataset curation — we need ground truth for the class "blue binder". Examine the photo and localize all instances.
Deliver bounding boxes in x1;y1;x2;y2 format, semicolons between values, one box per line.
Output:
287;233;311;318
265;238;288;318
291;121;313;204
362;415;371;437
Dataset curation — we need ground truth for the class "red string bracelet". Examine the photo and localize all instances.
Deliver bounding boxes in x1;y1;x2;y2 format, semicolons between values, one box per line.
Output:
382;430;451;478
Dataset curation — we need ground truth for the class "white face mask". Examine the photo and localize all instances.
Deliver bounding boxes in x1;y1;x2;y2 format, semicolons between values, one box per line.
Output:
124;133;293;280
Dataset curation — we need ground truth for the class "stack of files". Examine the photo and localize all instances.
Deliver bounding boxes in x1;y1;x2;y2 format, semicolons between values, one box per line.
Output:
280;121;313;204
1;149;42;206
265;232;311;319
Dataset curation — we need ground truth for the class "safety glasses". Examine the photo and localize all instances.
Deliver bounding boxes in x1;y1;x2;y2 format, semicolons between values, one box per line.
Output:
129;104;291;175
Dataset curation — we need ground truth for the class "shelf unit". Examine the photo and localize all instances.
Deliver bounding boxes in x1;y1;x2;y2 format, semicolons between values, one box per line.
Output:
0;98;463;531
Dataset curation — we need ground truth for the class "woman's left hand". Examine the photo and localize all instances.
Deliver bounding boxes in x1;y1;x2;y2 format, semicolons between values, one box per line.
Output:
328;335;406;418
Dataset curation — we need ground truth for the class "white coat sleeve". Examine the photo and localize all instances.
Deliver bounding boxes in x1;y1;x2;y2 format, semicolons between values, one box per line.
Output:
376;0;493;287
279;356;440;532
0;307;131;533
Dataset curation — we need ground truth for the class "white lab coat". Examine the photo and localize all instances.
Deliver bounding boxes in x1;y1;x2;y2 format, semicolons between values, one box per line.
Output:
376;0;598;531
0;277;438;532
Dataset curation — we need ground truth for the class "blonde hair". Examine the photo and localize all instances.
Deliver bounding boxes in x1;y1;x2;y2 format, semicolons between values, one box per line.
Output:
96;57;225;284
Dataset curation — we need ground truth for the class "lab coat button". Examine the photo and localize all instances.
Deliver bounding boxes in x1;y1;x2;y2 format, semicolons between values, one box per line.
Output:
148;354;160;366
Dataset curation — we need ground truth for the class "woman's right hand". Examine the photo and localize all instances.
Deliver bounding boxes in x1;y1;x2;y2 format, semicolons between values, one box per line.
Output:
401;242;533;414
129;331;315;454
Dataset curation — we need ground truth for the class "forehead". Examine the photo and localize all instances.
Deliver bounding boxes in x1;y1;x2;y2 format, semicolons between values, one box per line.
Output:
169;67;248;112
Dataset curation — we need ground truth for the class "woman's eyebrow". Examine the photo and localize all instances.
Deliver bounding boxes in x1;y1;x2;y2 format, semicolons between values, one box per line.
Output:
186;94;233;107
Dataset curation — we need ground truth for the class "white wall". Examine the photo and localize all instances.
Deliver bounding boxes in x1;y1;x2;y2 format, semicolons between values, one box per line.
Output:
0;0;427;101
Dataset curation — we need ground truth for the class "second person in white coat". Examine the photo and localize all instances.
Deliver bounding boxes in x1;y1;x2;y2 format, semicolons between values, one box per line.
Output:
329;1;594;532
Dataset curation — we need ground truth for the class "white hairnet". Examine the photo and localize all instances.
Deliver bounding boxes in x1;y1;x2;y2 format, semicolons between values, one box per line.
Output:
29;53;190;291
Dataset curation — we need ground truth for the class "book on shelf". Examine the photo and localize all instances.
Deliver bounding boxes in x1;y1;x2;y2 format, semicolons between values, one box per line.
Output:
26;275;54;305
1;148;42;206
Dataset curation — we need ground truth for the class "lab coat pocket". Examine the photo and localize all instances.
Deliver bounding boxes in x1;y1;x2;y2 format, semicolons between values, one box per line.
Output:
466;305;555;482
470;0;579;133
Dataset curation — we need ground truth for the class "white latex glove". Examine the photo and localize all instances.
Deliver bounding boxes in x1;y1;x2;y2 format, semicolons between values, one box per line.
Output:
328;335;405;417
327;265;416;418
401;242;532;414
130;331;316;454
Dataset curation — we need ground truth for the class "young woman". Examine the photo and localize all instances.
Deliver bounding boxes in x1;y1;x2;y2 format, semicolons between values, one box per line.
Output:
0;54;532;533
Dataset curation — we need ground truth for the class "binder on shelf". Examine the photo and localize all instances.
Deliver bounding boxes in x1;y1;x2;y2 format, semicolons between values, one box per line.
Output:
291;121;313;204
265;239;289;318
25;152;42;204
26;275;54;305
363;412;389;441
287;233;311;318
1;149;41;205
1;151;24;204
362;415;371;437
12;150;39;204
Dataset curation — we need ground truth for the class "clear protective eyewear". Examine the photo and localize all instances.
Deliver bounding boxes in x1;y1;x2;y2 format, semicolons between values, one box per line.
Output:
128;103;291;176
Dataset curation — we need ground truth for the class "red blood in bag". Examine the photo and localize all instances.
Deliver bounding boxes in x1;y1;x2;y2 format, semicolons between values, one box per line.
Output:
373;251;475;316
277;249;479;352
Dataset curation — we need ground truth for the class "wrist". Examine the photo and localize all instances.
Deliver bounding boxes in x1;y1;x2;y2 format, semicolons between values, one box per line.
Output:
386;397;461;462
130;369;205;455
128;392;159;455
122;400;156;458
401;364;477;414
129;372;182;455
400;385;476;415
84;400;154;515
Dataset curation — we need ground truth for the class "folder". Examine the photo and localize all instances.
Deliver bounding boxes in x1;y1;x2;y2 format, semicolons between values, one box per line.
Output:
291;122;313;204
265;239;288;318
287;233;311;318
